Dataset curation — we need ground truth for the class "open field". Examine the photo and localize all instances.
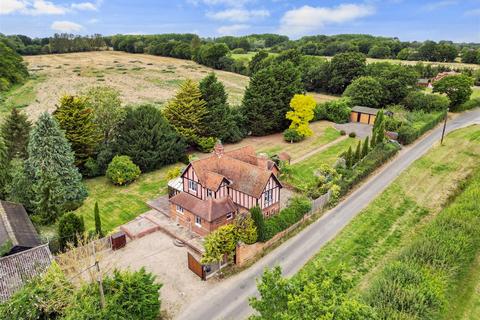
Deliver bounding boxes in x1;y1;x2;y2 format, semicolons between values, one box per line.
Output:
296;124;480;296
12;51;250;120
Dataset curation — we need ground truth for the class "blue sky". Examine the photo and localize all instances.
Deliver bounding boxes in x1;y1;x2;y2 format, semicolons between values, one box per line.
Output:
0;0;479;42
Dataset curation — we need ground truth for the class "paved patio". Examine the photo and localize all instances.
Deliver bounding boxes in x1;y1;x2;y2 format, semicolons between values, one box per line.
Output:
146;195;170;216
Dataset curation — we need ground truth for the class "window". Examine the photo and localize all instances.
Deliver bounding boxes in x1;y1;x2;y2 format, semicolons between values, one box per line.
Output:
176;205;184;214
207;189;213;198
264;190;273;206
189;180;197;191
195;216;201;226
226;212;233;220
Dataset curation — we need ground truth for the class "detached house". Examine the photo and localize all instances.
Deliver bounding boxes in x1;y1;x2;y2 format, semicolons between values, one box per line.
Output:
169;142;282;236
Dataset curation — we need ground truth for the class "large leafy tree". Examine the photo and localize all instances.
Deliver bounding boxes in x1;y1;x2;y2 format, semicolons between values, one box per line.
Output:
199;73;244;143
327;52;366;94
164;79;208;145
433;74;474;108
0;40;28;91
0;108;31;160
343;76;385;108
54;95;101;167
286;94;316;138
242;61;303;136
26;113;87;222
114;105;187;172
84;86;125;144
249;265;376;320
366;63;419;105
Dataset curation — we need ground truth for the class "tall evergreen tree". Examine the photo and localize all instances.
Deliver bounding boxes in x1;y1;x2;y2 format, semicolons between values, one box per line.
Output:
250;206;266;242
115;105;187;172
54;95;101;167
164;79;208;145
362;136;370;158
0;137;8;198
0;108;31;161
355;140;362;163
199;73;230;139
26;113;87;221
345;146;353;168
242;61;303;136
94;201;103;237
4;159;34;210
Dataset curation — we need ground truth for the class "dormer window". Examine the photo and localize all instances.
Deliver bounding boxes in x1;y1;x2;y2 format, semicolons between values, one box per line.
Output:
189;180;198;191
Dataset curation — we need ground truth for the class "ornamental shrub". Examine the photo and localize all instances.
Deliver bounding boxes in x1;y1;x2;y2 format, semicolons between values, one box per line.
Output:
58;212;85;251
283;128;304;143
314;98;352;123
106;155;141;185
349;132;356;138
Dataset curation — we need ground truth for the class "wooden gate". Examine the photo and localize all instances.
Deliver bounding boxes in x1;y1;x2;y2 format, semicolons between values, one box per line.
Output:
187;252;205;280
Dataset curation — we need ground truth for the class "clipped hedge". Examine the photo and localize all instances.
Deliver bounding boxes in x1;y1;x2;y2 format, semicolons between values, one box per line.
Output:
263;196;312;241
397;111;446;145
366;168;480;319
455;97;480;112
339;142;400;194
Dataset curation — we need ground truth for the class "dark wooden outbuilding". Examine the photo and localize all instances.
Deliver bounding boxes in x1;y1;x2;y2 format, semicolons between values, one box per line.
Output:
350;106;379;125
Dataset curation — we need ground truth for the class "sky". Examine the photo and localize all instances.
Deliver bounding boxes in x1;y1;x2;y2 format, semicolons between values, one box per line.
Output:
0;0;479;42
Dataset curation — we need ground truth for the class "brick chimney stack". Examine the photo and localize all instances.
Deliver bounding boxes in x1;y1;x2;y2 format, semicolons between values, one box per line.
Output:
214;140;224;158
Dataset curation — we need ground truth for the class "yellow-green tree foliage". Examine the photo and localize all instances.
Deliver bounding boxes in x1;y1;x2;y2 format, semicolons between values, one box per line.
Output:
163;79;207;145
201;224;237;264
286;94;316;137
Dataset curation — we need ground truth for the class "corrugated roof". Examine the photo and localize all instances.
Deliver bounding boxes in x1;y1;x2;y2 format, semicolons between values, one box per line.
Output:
0;201;41;249
351;106;380;115
170;192;237;222
0;244;53;302
167;177;183;192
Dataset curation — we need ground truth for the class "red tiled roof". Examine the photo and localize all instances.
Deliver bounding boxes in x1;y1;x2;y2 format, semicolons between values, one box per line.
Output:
170;192;237;222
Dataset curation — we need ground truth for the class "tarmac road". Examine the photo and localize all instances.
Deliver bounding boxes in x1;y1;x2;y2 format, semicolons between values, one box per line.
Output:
177;108;480;320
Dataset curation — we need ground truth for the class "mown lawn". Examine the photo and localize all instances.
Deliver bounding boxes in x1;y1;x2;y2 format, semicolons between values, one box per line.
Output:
295;125;480;293
0;74;45;117
74;164;176;233
282;137;358;188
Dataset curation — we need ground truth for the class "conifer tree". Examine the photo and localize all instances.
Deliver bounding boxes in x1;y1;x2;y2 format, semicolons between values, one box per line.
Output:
345;146;353;168
242;61;303;136
26;113;87;222
0;137;8;198
0;108;31;160
115;105;187;172
94;201;103;237
250;206;266;242
199;73;230;138
376;120;386;145
355;140;362;163
54;95;101;167
362;136;370;158
164;79;208;145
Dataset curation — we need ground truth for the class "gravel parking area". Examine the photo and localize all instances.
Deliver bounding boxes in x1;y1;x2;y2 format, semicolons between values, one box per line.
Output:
102;231;218;317
334;122;372;138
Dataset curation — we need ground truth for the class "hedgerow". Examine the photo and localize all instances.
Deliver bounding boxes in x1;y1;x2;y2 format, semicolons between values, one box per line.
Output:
365;168;480;319
397;111;446;145
263;196;311;241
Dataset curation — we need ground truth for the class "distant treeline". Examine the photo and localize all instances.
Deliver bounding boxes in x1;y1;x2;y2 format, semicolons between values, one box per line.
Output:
0;33;106;55
3;32;480;64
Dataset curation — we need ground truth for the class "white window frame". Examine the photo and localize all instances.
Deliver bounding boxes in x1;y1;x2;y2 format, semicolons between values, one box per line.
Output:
264;190;273;206
195;216;201;226
226;212;233;220
189;180;197;192
176;205;184;214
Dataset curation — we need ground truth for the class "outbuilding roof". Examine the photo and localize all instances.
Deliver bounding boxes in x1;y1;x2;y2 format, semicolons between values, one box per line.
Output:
351;106;380;115
0;201;41;250
0;244;53;302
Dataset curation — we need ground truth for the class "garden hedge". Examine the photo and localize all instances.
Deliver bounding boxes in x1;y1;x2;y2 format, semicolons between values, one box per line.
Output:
397;110;446;145
263;196;312;241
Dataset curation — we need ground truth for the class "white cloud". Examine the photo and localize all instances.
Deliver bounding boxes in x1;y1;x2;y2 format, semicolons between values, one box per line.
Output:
87;18;99;23
71;2;97;10
278;4;375;36
0;0;27;14
207;8;269;22
51;20;83;32
189;0;252;7
23;0;67;15
217;24;249;35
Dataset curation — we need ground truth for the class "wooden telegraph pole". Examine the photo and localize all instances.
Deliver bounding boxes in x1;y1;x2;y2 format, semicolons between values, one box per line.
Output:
441;108;449;145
